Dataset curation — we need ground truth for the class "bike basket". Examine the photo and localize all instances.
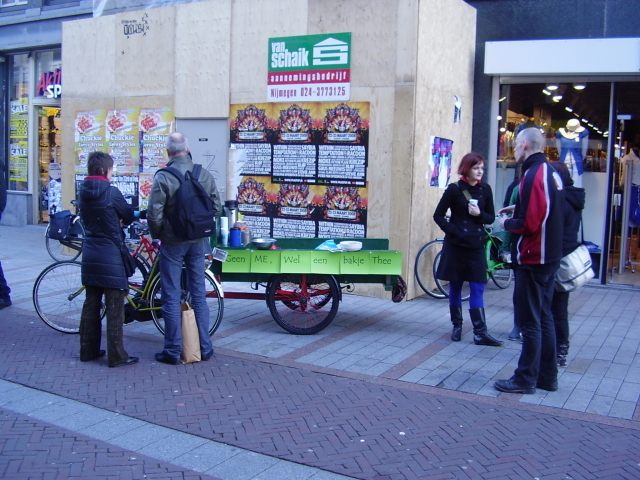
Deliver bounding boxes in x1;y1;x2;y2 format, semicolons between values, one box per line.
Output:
48;210;73;240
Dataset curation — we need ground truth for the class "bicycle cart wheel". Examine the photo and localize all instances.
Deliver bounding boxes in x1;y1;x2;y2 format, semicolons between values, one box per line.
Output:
45;221;84;262
433;252;471;301
486;236;513;289
266;273;340;335
415;240;447;299
150;270;223;337
33;261;104;334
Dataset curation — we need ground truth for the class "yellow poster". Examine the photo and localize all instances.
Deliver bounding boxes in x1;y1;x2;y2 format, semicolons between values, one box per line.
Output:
139;108;174;173
106;108;139;174
74;110;107;174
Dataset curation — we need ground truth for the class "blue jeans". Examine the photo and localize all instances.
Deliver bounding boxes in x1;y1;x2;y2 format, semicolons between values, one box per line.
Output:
513;267;558;388
159;241;213;359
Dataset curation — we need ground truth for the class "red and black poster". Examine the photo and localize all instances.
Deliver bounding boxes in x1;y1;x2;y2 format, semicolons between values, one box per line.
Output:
229;101;369;238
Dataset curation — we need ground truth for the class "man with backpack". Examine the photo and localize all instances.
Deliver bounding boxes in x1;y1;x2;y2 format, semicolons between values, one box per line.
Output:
147;133;221;365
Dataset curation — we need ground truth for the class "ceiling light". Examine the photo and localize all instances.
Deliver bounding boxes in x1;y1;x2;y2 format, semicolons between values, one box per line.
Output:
542;89;551;95
604;131;609;136
500;127;506;132
499;96;507;102
573;83;586;90
565;107;573;112
552;95;563;102
581;118;588;123
547;84;559;91
497;115;503;120
588;123;594;127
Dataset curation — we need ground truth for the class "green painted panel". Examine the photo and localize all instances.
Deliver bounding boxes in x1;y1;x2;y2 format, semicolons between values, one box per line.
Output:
222;250;252;272
369;251;402;275
280;250;311;273
309;250;341;274
251;250;281;273
340;251;370;274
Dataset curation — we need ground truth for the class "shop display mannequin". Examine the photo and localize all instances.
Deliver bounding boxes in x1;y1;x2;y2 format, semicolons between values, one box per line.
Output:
556;118;589;188
620;144;640;187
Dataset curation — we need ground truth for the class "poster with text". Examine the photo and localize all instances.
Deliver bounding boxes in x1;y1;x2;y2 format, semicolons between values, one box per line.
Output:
106;108;139;174
229;102;369;239
9;98;29;189
139;108;174;173
74;110;107;174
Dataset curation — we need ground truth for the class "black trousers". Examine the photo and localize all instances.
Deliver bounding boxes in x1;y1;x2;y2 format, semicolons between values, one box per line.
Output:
513;267;558;388
80;286;129;367
551;290;570;347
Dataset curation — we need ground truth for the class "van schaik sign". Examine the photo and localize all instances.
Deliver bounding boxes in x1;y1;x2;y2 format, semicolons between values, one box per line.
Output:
267;32;351;102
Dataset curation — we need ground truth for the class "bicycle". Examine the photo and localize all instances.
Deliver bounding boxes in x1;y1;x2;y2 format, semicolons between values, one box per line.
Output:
45;200;84;262
32;232;224;336
414;226;513;300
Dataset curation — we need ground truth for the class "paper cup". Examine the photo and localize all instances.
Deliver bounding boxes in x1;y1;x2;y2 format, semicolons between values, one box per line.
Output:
468;199;478;206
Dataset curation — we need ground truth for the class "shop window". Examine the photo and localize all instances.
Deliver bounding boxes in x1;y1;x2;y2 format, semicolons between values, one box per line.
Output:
496;82;611;200
1;0;28;6
8;54;29;192
35;50;62;99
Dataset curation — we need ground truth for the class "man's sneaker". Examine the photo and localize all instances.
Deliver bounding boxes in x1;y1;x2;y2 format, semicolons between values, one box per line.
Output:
0;297;12;310
557;355;567;368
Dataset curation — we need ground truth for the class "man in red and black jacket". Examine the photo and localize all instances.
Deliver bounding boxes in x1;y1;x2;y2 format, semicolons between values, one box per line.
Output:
494;127;565;395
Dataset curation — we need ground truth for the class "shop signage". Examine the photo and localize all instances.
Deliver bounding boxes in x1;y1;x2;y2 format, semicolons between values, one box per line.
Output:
267;32;351;102
36;68;62;98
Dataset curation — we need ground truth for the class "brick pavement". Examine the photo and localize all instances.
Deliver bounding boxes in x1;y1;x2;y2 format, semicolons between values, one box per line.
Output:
1;224;640;479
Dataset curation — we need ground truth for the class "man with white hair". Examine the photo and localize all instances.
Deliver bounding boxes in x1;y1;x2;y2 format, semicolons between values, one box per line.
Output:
494;127;564;394
147;132;221;365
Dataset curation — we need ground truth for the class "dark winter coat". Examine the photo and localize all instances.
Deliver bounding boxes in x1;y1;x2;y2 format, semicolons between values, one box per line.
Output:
503;152;564;270
78;176;135;290
433;180;495;283
561;185;586;257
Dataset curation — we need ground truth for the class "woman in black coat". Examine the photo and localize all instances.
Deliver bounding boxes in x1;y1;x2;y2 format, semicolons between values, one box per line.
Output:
433;152;502;346
78;151;138;368
549;162;586;367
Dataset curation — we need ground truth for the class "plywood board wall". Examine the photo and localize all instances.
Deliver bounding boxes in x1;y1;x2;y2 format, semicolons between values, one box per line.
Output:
229;0;308;103
175;0;232;118
408;0;477;299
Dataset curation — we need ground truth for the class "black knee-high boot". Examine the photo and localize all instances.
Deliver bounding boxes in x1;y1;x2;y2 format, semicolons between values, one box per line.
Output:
469;308;503;346
450;306;463;342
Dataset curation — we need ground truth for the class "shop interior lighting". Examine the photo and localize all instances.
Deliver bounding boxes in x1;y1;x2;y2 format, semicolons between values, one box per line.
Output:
542;89;551;95
581;118;589;123
498;96;507;102
573;83;586;90
500;127;506;132
565;107;573;112
588;123;594;127
552;95;563;102
546;84;559;91
497;115;503;120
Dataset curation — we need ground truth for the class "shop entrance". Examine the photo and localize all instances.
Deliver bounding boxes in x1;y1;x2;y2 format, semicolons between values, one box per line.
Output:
495;81;612;281
37;106;62;223
607;82;640;287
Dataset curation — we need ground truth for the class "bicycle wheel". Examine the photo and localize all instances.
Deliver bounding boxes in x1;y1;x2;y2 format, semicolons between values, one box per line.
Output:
33;261;104;334
433;252;471;301
45;220;84;262
266;273;340;335
150;270;223;337
487;236;513;289
414;240;446;299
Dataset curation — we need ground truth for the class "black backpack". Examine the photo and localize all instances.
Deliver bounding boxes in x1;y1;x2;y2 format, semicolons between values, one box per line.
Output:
157;164;216;240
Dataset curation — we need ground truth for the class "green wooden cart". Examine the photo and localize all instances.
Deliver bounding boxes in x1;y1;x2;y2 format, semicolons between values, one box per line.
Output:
209;238;403;334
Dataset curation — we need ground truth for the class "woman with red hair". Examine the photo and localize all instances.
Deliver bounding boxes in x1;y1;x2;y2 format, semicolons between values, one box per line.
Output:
433;152;503;347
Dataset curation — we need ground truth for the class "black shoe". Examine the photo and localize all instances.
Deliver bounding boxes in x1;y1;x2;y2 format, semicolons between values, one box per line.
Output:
494;378;535;394
201;350;214;361
81;350;106;362
536;381;558;392
110;356;139;368
155;352;180;365
0;297;12;310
